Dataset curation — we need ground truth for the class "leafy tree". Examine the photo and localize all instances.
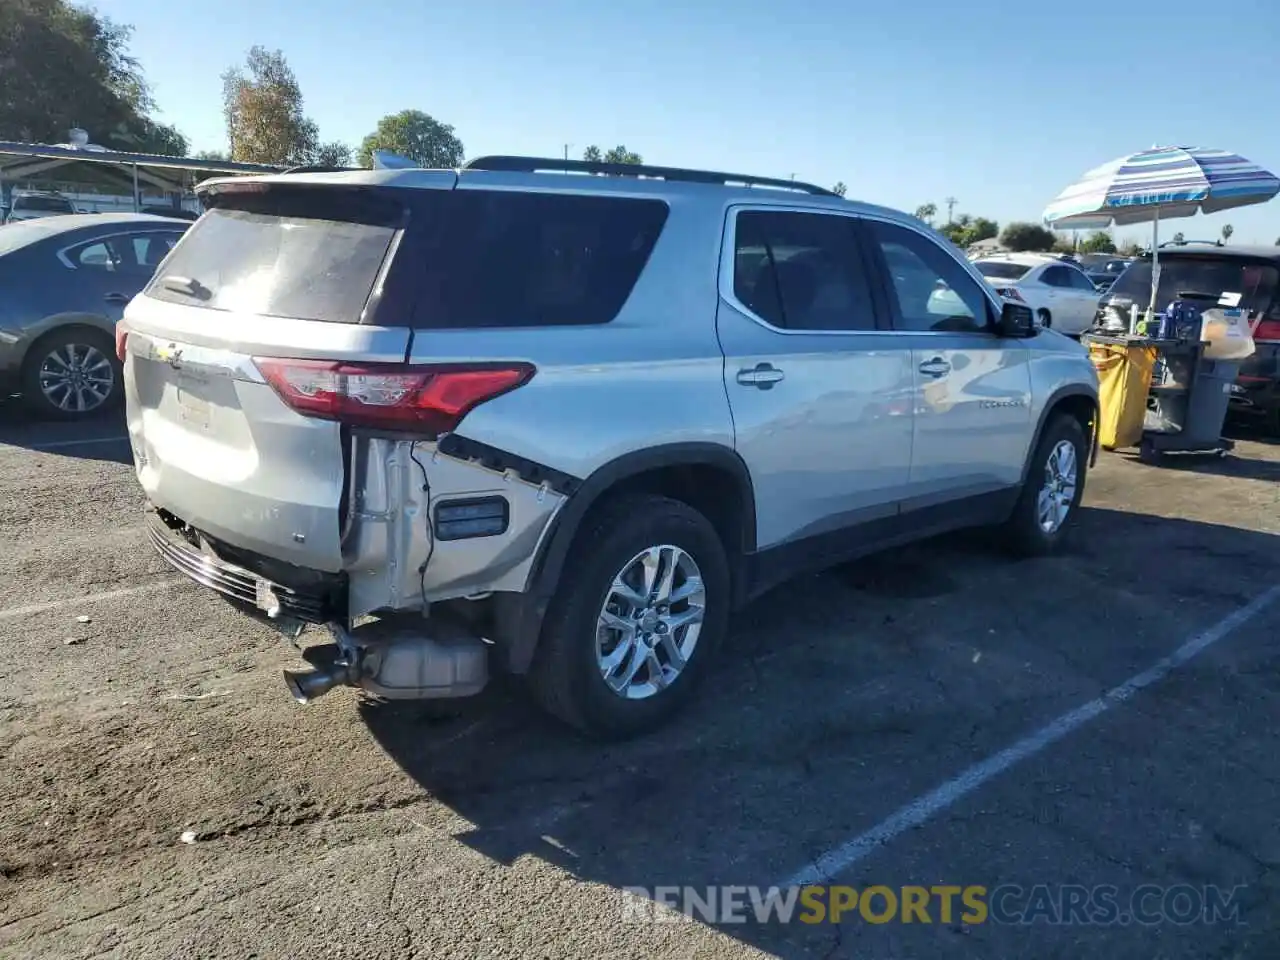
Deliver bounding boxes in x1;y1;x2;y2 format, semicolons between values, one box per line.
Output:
0;0;187;151
1118;241;1145;257
222;46;319;165
831;182;847;198
1000;221;1058;252
194;149;229;162
314;141;353;167
1079;231;1116;254
356;110;463;169
938;214;997;248
582;144;643;165
1221;224;1234;244
914;203;937;225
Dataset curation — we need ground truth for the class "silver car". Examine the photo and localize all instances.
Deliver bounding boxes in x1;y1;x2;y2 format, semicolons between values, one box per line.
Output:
0;213;188;418
121;156;1099;740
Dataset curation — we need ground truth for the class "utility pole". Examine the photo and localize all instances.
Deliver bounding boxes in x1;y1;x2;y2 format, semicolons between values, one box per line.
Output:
944;196;957;225
563;143;571;161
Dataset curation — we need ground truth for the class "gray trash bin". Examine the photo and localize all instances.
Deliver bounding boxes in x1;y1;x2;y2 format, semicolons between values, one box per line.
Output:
1143;345;1239;458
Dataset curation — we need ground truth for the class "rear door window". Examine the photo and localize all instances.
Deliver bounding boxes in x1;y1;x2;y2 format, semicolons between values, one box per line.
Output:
731;210;879;331
146;189;402;323
411;190;669;328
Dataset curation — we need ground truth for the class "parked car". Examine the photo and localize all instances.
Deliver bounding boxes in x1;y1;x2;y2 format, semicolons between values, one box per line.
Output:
972;254;1102;335
1098;246;1280;434
119;156;1099;740
3;190;78;224
1086;271;1118;293
0;213;188;419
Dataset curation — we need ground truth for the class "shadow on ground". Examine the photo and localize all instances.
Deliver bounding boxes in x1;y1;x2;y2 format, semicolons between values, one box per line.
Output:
359;506;1280;959
0;399;130;464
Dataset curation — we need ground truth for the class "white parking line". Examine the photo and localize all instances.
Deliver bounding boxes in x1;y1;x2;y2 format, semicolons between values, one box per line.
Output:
18;435;131;450
779;583;1280;887
0;580;181;621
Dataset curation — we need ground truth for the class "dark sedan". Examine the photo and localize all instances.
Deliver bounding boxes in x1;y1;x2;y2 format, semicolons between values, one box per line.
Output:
0;213;189;419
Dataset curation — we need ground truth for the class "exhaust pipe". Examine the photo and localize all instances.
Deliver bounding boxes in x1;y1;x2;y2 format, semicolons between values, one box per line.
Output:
283;659;360;704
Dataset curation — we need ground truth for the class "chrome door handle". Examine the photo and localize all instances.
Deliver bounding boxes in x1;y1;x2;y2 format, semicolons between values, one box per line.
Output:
736;363;785;389
918;357;951;378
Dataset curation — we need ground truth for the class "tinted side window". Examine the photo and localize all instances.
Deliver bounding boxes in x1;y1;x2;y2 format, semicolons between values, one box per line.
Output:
412;190;669;329
1067;268;1097;291
130;233;181;271
69;239;125;272
1041;266;1070;287
731;211;877;331
868;221;991;333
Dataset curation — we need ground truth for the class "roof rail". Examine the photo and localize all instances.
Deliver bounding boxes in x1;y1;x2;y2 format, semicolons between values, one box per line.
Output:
462;155;839;197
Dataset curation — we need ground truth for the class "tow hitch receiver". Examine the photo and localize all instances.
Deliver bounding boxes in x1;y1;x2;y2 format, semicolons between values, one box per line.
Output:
283;617;489;704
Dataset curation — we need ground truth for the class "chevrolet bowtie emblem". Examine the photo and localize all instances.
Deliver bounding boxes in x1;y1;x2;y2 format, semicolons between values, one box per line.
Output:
155;343;183;369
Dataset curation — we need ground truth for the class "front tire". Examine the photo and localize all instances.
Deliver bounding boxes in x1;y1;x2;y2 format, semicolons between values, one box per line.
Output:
528;494;731;740
1002;414;1088;556
20;327;122;421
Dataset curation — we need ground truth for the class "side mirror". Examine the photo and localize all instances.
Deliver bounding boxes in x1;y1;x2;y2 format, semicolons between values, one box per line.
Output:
996;301;1036;337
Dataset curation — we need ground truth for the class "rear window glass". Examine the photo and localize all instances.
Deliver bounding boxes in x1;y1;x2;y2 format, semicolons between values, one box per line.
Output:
411;190;669;328
14;195;74;213
146;198;398;323
975;260;1031;281
1107;257;1280;315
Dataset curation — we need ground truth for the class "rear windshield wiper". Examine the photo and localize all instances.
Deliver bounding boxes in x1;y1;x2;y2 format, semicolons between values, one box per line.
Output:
158;275;212;300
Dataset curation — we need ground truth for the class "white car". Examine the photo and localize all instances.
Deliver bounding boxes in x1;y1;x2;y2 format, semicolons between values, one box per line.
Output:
972;254;1101;336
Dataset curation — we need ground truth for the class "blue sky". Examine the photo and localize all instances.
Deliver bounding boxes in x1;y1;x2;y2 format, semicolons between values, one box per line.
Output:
100;0;1280;245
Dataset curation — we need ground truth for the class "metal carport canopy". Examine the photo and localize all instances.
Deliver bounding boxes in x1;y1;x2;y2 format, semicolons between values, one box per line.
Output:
0;141;284;205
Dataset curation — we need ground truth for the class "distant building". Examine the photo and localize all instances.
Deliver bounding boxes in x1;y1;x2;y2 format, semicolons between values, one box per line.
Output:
966;237;1006;258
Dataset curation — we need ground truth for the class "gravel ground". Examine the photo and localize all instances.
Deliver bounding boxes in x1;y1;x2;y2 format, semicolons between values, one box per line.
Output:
1;408;1278;960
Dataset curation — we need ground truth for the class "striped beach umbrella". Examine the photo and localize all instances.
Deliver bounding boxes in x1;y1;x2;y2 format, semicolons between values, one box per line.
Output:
1043;146;1280;317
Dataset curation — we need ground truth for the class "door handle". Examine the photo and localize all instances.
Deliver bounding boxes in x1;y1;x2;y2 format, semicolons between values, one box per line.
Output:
736;363;785;389
104;292;131;305
918;357;951;378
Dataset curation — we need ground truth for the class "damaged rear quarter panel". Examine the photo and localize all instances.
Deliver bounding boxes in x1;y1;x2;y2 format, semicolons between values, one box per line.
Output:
341;435;565;618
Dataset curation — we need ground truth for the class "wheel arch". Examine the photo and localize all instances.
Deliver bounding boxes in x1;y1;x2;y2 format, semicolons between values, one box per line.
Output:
496;442;756;673
1021;386;1099;485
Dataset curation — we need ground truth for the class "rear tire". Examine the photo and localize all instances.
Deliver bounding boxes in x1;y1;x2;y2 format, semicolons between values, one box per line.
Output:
1001;414;1088;557
20;327;122;421
1036;309;1052;330
528;494;731;740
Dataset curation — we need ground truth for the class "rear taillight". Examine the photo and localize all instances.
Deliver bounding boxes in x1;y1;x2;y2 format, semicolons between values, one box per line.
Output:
1253;319;1280;342
255;359;535;434
115;326;128;363
997;287;1025;303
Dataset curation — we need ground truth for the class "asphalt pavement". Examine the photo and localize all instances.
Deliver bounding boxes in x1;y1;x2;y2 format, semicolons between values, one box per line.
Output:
1;404;1278;960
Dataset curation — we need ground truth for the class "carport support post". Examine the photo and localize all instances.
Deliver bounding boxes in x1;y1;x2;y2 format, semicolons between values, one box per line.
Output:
132;163;140;213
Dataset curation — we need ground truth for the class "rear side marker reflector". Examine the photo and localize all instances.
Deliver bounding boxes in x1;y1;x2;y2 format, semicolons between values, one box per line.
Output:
255;359;535;433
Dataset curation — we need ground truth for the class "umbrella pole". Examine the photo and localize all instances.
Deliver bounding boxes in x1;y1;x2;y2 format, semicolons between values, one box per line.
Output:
1147;208;1161;326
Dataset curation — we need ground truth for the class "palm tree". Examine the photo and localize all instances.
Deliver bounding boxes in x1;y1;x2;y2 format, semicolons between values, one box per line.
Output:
1222;224;1234;244
1172;232;1185;244
914;203;937;226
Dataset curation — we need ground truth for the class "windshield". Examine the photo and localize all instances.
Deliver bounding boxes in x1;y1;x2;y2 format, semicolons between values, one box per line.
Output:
1107;257;1279;314
975;261;1031;281
14;196;74;213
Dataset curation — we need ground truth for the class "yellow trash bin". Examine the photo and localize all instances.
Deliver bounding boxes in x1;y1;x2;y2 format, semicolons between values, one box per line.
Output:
1087;340;1158;450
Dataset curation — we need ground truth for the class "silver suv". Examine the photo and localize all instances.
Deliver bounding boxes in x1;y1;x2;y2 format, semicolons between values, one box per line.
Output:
121;156;1099;739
